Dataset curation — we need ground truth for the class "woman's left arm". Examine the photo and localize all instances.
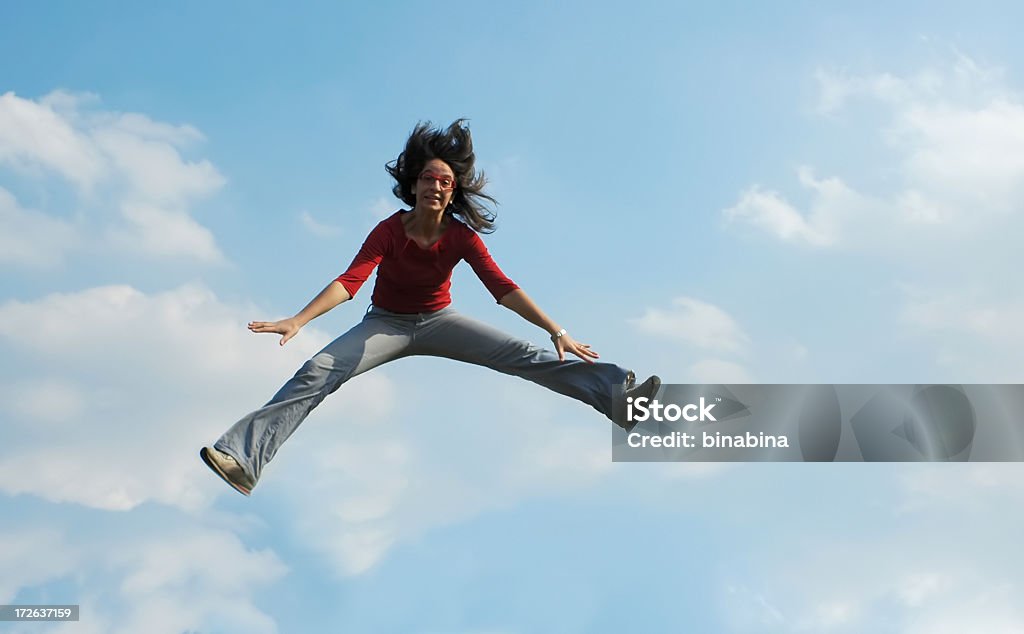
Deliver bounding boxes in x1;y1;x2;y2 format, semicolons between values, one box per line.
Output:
499;289;599;363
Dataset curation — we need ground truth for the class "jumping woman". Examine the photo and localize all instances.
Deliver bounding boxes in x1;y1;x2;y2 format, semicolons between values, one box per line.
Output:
201;120;660;496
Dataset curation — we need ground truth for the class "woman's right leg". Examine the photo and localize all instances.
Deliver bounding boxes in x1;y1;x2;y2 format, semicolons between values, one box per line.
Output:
212;309;413;484
412;309;631;421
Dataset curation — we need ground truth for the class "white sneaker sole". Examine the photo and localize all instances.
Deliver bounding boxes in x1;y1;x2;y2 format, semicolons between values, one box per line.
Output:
200;447;253;497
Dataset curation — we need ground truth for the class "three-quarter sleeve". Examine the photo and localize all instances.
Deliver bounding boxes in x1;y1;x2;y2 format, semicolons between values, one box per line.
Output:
334;221;390;297
462;230;520;303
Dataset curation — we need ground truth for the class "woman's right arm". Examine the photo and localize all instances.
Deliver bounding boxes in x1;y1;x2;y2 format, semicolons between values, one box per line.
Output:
248;280;351;346
293;280;352;327
249;218;390;346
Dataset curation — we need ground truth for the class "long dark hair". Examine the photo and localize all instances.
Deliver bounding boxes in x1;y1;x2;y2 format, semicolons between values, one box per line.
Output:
386;119;497;233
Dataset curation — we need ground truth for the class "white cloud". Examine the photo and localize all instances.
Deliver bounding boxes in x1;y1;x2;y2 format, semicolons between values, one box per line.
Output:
727;54;1024;252
723;547;1024;634
0;282;396;511
898;287;1024;381
0;529;79;604
723;165;903;249
901;585;1024;634
898;572;954;607
900;290;1024;344
92;121;223;206
283;437;410;576
722;52;1024;381
93;110;206;146
901;100;1024;215
370;196;397;220
0;280;647;580
688;358;754;383
0;90;226;265
108;201;223;262
897;464;1024;512
722;184;836;247
721;584;786;630
1;378;87;427
300;210;344;238
789;342;808;360
724;186;827;245
813;68;932;115
0;187;80;269
719;462;1024;634
0;523;286;634
107;529;286;634
631;297;765;384
0;91;106;190
630;297;750;353
807;600;858;629
816;49;1011;115
274;370;629;577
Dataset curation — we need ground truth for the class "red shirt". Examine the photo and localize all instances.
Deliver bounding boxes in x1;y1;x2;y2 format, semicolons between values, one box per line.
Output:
335;211;520;313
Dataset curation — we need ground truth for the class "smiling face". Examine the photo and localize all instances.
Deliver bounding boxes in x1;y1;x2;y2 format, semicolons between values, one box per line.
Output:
411;158;456;212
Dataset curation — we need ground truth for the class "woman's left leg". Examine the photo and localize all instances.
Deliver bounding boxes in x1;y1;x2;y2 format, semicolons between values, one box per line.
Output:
212;307;415;484
412;309;630;420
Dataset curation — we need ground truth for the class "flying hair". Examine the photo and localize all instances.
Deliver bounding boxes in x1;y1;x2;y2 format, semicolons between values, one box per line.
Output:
386;119;498;233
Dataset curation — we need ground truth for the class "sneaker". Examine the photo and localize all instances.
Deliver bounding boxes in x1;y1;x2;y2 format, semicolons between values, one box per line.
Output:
200;446;254;496
614;372;662;432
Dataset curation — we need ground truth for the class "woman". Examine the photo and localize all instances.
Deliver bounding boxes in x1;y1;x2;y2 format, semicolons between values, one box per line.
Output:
201;120;660;496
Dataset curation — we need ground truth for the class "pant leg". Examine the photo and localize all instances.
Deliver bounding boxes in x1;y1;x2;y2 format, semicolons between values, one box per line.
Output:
214;309;413;482
411;309;630;420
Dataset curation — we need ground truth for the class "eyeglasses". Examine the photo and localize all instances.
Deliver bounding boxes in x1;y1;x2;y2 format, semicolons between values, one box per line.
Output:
418;171;456;191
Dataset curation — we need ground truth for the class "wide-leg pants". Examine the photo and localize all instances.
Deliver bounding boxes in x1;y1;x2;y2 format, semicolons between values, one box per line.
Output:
214;305;631;484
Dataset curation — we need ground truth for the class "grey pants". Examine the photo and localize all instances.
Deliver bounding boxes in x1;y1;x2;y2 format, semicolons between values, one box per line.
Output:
214;305;631;484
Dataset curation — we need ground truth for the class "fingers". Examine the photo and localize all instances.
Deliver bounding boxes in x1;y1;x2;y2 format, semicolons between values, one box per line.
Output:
568;341;599;362
248;321;275;332
554;336;600;364
572;344;599;363
248;320;298;345
248;321;285;334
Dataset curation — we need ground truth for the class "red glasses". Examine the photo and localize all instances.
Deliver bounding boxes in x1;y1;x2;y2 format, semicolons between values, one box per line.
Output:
418;171;456;191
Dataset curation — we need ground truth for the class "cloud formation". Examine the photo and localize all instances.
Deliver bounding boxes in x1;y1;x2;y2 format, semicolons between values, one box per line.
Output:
724;54;1024;250
720;52;1024;381
0;523;286;634
630;296;750;353
718;464;1024;633
0;90;226;267
0;282;395;511
0;187;79;268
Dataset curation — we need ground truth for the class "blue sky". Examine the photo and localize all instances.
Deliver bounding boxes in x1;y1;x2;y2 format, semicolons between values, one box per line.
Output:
3;1;1024;632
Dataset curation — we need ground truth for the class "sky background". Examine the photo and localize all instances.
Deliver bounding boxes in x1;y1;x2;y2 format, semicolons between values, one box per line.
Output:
2;1;1024;632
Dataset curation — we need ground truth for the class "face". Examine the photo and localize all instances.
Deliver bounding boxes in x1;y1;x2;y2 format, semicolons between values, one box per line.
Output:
411;158;456;212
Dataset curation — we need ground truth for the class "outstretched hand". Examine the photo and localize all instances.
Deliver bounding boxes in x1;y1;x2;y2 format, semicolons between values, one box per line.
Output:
552;331;600;363
248;317;302;346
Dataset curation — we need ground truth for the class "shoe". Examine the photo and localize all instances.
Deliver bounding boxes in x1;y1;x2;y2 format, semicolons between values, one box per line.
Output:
614;373;662;432
200;446;254;497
